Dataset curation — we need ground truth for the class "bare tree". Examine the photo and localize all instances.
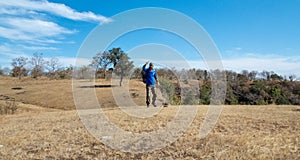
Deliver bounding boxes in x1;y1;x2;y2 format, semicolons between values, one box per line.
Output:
45;57;62;79
289;74;297;82
2;67;11;75
248;71;258;80
11;56;28;80
241;70;249;79
91;51;110;78
0;66;3;75
261;70;271;80
30;52;45;78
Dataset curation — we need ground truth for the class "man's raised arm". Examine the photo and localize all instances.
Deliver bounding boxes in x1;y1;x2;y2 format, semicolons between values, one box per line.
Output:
143;61;149;71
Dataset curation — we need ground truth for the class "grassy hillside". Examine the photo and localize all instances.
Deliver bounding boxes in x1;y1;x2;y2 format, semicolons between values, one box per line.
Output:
0;76;299;159
0;76;148;110
1;104;300;159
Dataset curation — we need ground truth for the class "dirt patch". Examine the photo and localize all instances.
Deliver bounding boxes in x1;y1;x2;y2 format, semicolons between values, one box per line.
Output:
11;87;23;90
80;85;118;88
292;108;300;112
0;95;12;100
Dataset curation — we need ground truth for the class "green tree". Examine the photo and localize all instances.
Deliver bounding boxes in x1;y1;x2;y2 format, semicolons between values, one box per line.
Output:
108;48;125;67
270;73;283;81
114;53;134;86
269;87;281;104
92;48;134;86
226;86;238;105
132;68;142;79
159;78;176;104
183;89;198;105
91;48;130;78
200;80;211;105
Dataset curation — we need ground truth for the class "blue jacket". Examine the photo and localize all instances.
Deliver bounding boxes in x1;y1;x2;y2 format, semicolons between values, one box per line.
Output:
143;65;157;86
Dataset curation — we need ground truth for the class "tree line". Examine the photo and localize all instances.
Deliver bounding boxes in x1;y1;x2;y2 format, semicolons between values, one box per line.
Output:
1;48;299;105
0;52;73;80
1;48;134;86
151;68;300;105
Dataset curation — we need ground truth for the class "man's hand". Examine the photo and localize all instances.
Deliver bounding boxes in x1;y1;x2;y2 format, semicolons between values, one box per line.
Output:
143;61;149;69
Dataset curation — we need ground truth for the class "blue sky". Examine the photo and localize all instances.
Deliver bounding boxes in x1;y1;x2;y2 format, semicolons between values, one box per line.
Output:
0;0;299;77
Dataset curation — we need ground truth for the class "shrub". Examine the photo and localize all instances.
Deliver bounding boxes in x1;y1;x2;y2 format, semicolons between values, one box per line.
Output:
159;78;176;105
182;89;198;105
200;80;211;105
0;99;17;115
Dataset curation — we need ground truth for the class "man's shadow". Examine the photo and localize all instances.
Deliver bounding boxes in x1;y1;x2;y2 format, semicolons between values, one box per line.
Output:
79;85;118;88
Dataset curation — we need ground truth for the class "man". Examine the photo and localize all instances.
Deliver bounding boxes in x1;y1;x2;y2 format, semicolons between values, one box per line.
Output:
142;61;158;107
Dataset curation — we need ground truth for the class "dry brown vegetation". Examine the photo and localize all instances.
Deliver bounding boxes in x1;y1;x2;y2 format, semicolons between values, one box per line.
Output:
0;76;299;159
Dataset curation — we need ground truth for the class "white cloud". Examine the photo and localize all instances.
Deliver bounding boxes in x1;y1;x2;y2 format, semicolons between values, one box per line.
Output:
0;43;58;62
0;8;28;15
187;56;300;77
0;43;91;68
0;0;113;67
56;56;91;67
0;0;112;44
222;57;300;76
0;43;29;58
18;44;58;51
136;54;300;77
0;0;112;23
0;18;76;43
221;48;300;76
6;18;75;36
0;26;32;41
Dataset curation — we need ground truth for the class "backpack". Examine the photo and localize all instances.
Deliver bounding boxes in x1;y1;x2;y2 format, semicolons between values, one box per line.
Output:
141;69;146;83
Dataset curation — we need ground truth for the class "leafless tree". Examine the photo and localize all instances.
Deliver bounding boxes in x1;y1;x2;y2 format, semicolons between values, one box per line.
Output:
30;52;45;78
289;74;297;82
45;57;62;79
11;56;28;80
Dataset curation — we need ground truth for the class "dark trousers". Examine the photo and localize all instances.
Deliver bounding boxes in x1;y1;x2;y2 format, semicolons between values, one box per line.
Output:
146;85;157;105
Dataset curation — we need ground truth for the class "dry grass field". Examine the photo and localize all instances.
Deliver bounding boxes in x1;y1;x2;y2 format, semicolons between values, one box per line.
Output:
0;76;299;159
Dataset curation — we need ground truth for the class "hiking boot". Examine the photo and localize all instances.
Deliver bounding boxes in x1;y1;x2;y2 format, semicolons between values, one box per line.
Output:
152;103;157;107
